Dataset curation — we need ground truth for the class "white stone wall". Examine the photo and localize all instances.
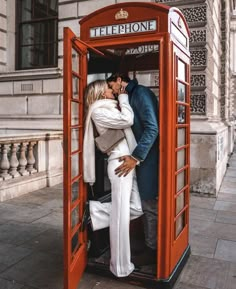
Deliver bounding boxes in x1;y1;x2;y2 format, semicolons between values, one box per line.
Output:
230;9;236;119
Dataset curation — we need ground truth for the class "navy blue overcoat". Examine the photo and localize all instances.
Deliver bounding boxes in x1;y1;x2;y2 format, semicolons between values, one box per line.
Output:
126;79;159;200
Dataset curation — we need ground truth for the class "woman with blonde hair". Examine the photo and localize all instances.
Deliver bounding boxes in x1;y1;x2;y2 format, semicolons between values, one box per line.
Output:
83;79;143;277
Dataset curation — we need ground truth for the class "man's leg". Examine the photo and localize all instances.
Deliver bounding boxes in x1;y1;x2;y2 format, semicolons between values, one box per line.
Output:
132;198;158;266
142;199;158;250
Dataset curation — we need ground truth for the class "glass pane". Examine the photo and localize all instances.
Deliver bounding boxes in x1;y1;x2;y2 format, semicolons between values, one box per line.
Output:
71;181;79;203
178;105;186;124
72;76;79;99
72;48;79;73
177;149;185;170
178;60;186;81
134;70;159;87
71;205;79;229
176;191;185;215
71;154;79;179
176;213;185;238
177;128;186;147
178;82;185;102
21;21;57;45
49;0;58;13
20;44;56;68
34;0;50;18
177;170;185;192
71;101;79;125
20;0;32;21
71;230;80;254
71;128;79;152
20;0;58;21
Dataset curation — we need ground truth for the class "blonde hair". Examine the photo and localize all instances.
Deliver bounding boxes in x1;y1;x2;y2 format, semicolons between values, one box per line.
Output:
84;80;108;108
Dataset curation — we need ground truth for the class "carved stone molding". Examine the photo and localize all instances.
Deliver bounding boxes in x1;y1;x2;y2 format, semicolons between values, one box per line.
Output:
182;5;207;23
190;94;206;114
190;29;206;43
191;74;206;87
156;0;206;4
190;49;207;66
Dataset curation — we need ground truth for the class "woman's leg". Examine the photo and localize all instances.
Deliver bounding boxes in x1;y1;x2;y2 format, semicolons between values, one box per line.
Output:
108;158;135;277
89;173;142;231
89;201;111;231
129;173;143;219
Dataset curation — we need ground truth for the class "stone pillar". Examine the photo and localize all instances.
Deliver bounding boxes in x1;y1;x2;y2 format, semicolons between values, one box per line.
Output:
0;0;7;72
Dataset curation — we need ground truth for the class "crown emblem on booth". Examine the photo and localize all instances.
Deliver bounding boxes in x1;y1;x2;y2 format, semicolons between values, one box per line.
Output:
115;9;129;20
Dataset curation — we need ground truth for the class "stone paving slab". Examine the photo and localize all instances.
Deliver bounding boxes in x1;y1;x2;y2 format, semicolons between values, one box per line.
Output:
77;272;146;289
174;282;210;289
0;252;63;289
32;211;63;228
228;160;236;166
216;210;236;225
21;228;63;256
221;175;236;182
0;243;33;273
0;222;50;246
219;186;236;194
0;203;53;223
214;200;236;212
190;196;216;210
217;192;236;202
190;207;217;221
189;233;217;258
0;278;25;289
190;218;236;241
177;255;230;289
227;263;236;289
224;169;236;178
219;179;236;188
214;239;236;263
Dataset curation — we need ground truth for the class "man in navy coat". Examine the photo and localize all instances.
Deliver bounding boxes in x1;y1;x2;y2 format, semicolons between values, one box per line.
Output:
107;73;159;266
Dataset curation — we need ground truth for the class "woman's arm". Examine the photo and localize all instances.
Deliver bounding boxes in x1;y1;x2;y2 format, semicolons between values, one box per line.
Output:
92;94;134;129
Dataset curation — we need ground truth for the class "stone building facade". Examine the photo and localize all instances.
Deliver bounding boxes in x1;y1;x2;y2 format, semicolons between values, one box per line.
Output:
0;0;235;199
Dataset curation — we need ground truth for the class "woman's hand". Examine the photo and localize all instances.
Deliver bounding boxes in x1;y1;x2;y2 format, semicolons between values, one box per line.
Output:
115;155;138;177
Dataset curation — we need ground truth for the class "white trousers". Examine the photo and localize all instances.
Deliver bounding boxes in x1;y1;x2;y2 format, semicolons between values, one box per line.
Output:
89;158;143;277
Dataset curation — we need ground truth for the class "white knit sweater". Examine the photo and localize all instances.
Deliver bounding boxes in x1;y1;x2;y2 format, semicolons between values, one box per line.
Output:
83;94;137;185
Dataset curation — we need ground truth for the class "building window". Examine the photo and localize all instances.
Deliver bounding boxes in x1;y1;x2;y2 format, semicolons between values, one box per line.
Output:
16;0;58;70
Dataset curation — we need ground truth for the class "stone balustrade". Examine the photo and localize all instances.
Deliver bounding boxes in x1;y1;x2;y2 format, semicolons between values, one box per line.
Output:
0;131;63;201
0;141;37;181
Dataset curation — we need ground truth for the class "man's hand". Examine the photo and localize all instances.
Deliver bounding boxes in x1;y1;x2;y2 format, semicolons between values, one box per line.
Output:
115;155;137;177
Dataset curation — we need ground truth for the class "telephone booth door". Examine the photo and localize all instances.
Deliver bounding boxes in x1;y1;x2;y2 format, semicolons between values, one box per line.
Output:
63;27;105;289
63;2;191;289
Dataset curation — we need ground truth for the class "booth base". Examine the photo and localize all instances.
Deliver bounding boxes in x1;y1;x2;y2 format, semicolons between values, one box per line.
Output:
86;245;191;289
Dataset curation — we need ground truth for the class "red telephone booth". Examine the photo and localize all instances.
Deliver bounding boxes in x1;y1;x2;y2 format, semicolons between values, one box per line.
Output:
63;2;191;289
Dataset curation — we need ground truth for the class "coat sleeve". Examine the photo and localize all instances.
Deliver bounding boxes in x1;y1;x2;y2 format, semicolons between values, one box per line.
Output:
92;94;134;129
131;87;158;161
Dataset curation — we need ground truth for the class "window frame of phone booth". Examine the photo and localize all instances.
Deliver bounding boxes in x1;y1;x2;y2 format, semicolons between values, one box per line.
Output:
63;2;191;289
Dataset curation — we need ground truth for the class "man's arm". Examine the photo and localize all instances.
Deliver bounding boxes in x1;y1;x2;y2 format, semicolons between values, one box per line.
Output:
115;155;139;177
115;88;158;176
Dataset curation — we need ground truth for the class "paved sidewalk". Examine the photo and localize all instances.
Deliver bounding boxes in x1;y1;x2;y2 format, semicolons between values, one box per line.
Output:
0;151;236;289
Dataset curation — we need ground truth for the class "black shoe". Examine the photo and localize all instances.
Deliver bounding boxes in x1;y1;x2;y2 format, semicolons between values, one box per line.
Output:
132;246;157;266
81;202;90;231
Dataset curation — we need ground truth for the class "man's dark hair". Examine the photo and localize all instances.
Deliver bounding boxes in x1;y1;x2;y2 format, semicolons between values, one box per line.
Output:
106;73;131;83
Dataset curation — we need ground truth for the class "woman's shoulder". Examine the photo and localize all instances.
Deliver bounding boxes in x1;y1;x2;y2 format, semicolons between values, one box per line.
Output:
91;100;118;115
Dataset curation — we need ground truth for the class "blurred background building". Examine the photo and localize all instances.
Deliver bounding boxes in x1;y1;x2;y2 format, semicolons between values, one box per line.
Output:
0;0;235;201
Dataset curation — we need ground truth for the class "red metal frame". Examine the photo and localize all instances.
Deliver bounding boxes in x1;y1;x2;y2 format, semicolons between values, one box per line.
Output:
63;27;88;289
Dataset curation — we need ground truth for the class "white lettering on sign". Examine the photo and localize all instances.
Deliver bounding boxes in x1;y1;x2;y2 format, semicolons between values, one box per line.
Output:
90;20;157;38
126;45;159;55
